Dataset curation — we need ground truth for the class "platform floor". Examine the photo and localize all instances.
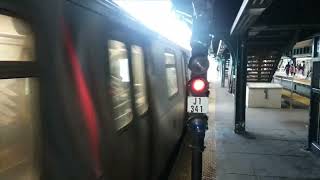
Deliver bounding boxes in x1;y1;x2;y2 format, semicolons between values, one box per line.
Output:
169;82;320;180
215;83;320;180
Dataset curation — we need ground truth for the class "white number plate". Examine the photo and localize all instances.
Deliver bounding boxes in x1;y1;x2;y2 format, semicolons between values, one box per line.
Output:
187;97;209;113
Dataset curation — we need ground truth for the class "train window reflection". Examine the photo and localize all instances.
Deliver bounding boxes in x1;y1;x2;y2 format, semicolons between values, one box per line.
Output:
165;52;178;97
108;40;133;129
131;45;148;115
0;78;40;179
0;14;34;61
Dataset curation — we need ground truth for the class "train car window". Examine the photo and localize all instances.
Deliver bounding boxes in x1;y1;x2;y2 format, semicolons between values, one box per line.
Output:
108;40;133;129
0;14;34;61
0;14;40;179
164;52;178;97
306;47;310;54
131;45;148;115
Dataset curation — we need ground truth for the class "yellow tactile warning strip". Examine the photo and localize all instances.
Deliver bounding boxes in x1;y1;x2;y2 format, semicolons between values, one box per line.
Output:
293;79;310;86
282;89;310;106
202;85;216;180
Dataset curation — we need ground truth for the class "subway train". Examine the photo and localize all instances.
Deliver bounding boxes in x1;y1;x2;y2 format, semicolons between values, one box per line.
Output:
0;0;190;180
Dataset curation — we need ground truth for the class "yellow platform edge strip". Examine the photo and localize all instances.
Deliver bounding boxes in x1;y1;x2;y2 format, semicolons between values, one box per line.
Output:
282;89;310;106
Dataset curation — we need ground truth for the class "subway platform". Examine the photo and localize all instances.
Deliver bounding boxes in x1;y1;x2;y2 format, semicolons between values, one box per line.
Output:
169;81;320;180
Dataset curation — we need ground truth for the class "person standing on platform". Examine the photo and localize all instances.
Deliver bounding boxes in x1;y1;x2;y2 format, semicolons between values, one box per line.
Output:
301;61;305;75
285;62;290;76
290;64;296;76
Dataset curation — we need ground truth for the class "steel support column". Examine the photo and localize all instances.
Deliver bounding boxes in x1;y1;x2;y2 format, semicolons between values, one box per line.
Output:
308;36;319;150
308;92;319;149
221;58;226;87
227;56;234;93
234;36;247;134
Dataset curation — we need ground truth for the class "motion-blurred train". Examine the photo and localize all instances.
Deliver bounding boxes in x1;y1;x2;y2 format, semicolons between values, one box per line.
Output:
0;0;190;179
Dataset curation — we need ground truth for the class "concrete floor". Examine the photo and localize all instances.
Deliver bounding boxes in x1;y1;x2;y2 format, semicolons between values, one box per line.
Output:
169;81;320;180
215;83;320;180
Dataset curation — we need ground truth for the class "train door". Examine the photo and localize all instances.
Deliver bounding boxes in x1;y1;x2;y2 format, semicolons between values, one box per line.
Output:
127;35;151;180
105;26;150;180
105;32;136;179
0;12;40;179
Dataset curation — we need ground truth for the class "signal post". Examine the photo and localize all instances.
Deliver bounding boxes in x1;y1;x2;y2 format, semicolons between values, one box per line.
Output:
187;0;212;179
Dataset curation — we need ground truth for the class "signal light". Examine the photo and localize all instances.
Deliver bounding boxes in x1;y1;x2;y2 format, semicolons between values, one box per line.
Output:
188;56;209;75
192;79;206;92
188;77;208;96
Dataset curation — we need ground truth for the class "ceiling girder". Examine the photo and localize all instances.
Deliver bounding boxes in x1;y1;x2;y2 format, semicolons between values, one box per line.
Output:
230;0;273;36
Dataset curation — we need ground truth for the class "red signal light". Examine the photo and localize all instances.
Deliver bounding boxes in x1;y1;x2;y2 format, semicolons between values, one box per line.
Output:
189;78;208;95
192;79;206;92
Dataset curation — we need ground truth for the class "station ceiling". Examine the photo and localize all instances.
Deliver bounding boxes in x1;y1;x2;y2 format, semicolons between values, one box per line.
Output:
172;0;320;56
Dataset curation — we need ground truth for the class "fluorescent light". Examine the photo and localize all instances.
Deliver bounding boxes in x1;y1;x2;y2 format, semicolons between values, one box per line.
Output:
115;0;191;50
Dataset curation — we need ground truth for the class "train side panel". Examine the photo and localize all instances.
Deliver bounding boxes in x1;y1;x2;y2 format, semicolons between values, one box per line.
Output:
0;0;188;180
148;39;187;179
